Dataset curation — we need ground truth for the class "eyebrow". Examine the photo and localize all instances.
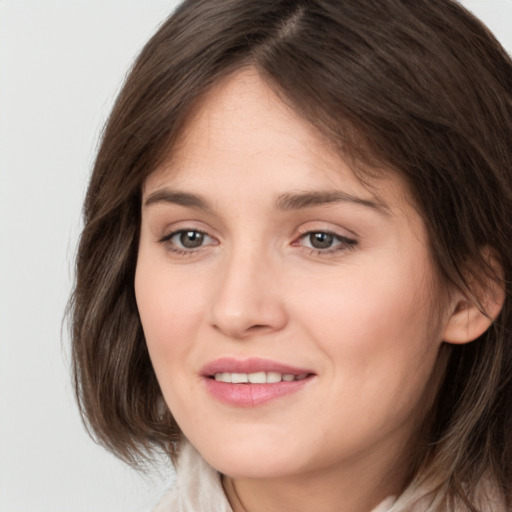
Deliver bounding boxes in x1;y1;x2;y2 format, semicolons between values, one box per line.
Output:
144;188;391;215
275;191;391;215
144;190;210;210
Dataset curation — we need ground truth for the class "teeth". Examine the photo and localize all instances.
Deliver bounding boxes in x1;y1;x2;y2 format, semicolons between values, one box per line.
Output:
248;371;266;384
267;371;281;383
231;373;248;384
213;372;307;383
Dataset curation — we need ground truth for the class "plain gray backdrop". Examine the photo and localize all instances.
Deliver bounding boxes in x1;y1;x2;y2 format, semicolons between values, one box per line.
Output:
0;1;510;511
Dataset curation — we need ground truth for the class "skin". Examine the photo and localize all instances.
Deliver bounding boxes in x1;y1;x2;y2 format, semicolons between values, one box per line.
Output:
135;69;479;512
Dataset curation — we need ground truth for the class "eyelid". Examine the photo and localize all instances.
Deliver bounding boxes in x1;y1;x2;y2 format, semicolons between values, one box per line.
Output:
296;230;356;245
294;222;357;239
291;224;359;255
155;218;220;243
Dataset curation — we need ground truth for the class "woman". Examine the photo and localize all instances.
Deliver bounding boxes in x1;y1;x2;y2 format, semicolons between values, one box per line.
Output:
70;0;512;510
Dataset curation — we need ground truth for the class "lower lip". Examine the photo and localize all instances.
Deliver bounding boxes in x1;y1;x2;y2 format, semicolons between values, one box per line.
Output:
203;377;312;407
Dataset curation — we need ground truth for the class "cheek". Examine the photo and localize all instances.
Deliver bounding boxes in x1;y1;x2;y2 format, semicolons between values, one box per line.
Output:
134;250;205;371
296;260;435;345
292;274;443;461
294;257;443;402
134;264;208;426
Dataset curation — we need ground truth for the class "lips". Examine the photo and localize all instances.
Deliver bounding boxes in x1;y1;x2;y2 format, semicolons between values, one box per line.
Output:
201;357;315;407
201;357;313;376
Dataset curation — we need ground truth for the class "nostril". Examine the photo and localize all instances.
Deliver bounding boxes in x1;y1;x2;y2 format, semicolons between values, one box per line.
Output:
247;324;269;332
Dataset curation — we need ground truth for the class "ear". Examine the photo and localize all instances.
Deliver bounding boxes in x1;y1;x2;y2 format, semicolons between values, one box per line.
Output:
443;251;505;345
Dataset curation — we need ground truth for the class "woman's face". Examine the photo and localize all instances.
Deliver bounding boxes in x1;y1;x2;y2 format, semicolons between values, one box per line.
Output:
135;69;451;481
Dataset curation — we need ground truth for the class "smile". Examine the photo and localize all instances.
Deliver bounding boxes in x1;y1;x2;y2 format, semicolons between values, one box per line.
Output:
212;371;309;383
201;358;315;407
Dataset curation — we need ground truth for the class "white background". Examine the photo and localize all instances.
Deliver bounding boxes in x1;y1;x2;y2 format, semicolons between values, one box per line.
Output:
0;1;510;511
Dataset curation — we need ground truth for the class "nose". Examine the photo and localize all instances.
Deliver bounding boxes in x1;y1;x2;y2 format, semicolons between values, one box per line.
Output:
209;248;288;339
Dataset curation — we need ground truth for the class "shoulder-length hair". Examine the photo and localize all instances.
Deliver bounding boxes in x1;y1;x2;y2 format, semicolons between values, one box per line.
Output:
70;0;512;509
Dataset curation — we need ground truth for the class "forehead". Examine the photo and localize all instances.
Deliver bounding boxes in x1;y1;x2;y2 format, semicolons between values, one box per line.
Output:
143;68;410;215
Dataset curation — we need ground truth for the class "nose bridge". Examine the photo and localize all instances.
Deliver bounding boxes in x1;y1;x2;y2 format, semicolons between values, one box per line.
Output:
209;237;287;338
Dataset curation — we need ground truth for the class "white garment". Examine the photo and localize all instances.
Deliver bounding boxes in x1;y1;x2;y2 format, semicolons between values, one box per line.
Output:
151;442;395;512
152;441;232;512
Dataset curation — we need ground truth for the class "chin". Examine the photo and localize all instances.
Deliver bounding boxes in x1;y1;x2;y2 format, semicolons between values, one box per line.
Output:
192;436;304;479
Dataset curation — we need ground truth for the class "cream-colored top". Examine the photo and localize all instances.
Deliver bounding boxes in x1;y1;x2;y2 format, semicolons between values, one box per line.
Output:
151;442;396;512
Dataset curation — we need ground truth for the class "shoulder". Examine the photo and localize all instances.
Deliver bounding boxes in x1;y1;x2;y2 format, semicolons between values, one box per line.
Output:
150;441;233;512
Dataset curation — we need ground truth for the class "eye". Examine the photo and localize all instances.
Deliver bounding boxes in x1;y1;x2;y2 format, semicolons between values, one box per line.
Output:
175;230;206;249
305;232;336;249
160;229;216;252
297;231;357;253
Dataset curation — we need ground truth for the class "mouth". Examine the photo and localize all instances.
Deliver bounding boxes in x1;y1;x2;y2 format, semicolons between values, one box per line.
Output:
210;371;310;384
201;357;315;407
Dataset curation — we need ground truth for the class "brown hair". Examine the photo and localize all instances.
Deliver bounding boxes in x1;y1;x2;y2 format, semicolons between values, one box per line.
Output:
70;0;512;508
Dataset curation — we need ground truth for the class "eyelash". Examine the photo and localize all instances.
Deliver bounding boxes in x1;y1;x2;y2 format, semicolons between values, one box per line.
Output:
294;231;357;255
158;229;357;256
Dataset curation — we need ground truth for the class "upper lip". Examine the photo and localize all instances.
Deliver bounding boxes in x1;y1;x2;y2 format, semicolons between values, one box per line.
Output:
201;357;314;377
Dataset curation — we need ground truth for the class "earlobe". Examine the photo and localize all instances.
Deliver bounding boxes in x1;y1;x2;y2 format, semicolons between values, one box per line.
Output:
442;258;505;345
